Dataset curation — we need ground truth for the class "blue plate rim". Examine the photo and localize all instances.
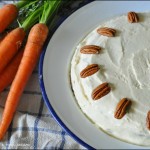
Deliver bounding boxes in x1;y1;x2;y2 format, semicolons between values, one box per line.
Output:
38;1;95;149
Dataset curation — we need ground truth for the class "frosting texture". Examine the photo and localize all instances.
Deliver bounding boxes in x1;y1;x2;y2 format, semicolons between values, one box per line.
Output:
71;12;150;146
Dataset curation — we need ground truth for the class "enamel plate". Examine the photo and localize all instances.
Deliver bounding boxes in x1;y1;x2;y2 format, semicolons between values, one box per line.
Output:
39;1;150;149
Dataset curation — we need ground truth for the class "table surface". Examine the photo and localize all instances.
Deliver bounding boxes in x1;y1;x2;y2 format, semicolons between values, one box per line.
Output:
0;0;93;149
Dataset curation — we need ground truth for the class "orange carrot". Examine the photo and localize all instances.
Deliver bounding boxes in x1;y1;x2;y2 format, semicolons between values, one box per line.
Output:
0;1;35;33
0;37;3;43
0;4;18;33
0;1;43;73
0;27;25;73
0;50;23;92
0;32;7;43
0;23;48;140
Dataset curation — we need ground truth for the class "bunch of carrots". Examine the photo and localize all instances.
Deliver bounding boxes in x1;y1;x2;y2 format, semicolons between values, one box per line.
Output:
0;0;63;140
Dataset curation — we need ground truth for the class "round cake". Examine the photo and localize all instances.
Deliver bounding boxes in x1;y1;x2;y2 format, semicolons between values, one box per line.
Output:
70;12;150;146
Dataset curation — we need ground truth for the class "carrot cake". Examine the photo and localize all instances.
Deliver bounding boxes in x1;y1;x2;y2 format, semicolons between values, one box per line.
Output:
70;12;150;146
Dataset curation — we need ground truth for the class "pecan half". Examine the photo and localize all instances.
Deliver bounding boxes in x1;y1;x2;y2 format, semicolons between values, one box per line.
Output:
114;98;131;119
127;12;139;23
80;45;101;54
97;27;116;37
80;64;99;78
92;82;111;100
146;111;150;130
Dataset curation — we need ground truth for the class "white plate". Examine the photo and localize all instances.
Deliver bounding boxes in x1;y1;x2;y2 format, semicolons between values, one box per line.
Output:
39;1;150;149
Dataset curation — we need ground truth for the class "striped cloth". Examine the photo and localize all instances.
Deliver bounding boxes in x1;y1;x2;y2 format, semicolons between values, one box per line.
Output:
0;0;93;149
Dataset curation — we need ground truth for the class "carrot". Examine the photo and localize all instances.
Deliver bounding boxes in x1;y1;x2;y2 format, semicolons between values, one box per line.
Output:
0;0;62;140
0;36;4;43
0;50;23;92
0;23;49;140
0;4;18;33
0;1;40;73
0;1;38;33
0;1;43;73
0;27;25;73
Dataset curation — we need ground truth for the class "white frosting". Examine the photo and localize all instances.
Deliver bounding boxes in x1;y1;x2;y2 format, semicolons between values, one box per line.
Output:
70;12;150;146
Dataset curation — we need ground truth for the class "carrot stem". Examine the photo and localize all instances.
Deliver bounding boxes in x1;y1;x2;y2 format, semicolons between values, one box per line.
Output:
21;0;62;31
21;4;44;31
15;0;34;9
40;0;61;24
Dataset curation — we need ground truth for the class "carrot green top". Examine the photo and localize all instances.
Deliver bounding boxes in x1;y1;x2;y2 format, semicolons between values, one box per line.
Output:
15;0;39;10
40;1;62;24
20;0;62;31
